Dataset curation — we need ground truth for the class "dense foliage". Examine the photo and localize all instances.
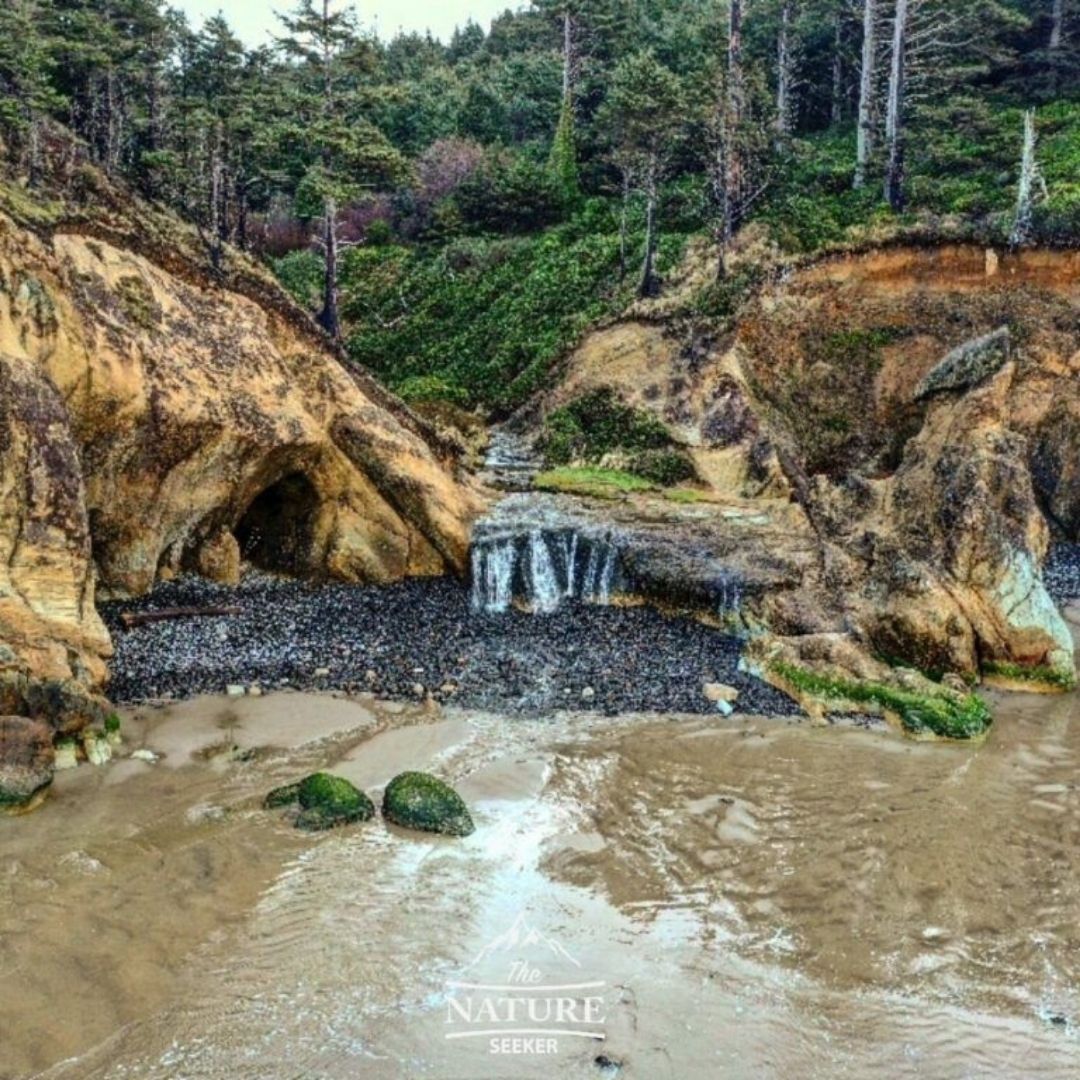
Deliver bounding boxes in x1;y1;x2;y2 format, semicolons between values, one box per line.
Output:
1;0;1077;409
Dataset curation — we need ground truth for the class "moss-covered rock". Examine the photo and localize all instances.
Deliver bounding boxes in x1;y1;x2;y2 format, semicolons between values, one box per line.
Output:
771;661;993;740
264;773;375;831
382;771;475;837
263;781;302;810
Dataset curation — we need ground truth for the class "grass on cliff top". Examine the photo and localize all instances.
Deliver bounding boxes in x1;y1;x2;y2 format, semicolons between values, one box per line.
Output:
534;466;655;500
773;661;993;740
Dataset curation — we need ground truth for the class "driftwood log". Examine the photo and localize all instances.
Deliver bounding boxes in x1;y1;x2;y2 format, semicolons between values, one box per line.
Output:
119;606;242;629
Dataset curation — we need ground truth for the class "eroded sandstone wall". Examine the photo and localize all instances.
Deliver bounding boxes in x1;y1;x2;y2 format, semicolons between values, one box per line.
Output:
0;210;480;726
540;244;1079;693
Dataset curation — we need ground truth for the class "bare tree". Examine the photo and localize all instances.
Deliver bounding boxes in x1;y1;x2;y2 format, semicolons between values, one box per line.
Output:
881;0;1001;212
831;5;846;126
561;6;575;99
717;0;745;276
1050;0;1064;49
883;0;908;211
1010;110;1047;248
775;1;795;144
854;0;878;188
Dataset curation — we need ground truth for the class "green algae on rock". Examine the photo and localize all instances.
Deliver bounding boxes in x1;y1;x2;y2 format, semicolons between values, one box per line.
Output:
771;662;993;741
263;782;302;810
981;660;1078;693
382;771;475;837
263;773;375;831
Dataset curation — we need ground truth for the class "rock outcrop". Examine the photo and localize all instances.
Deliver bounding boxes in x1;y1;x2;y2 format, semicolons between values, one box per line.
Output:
0;715;55;808
530;244;1080;716
0;178;479;731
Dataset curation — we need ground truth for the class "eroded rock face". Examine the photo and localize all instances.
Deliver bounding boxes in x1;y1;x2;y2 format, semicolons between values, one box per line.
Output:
0;716;55;807
868;365;1073;681
534;245;1079;698
0;209;479;727
0;351;111;723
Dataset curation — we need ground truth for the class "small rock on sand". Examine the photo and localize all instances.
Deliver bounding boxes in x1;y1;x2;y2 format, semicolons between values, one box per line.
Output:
703;682;739;704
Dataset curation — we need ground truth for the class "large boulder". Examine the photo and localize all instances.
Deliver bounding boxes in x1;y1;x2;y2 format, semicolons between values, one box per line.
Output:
0;716;55;808
871;365;1074;684
382;771;475;837
264;772;375;832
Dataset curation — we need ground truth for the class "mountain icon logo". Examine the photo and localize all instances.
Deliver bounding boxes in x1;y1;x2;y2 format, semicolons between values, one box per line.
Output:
462;912;582;971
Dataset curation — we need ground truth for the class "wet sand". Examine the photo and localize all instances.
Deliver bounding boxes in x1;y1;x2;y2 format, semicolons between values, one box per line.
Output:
2;608;1079;1079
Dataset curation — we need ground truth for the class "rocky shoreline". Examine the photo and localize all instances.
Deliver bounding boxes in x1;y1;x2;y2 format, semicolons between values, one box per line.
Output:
101;575;802;719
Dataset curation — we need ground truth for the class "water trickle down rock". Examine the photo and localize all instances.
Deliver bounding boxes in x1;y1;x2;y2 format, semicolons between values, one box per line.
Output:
470;526;625;615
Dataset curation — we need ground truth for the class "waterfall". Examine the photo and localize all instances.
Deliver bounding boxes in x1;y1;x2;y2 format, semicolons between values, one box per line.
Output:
470;540;515;614
470;528;624;615
714;572;743;616
527;531;561;614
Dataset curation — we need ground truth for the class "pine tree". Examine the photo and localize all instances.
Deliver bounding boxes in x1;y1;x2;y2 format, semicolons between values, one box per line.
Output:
548;6;580;206
601;51;685;297
0;0;64;184
277;0;406;338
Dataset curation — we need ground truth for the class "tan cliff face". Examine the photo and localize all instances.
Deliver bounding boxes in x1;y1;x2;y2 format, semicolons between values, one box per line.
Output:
541;244;1079;696
0;210;480;727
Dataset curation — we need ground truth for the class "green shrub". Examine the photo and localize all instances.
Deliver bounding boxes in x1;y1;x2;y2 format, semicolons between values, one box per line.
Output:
273;249;323;312
539;388;672;466
342;215;641;412
456;152;565;233
395;374;471;406
627;448;697;486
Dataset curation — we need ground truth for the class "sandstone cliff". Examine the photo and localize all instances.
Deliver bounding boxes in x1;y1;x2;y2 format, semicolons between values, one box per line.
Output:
0;177;479;732
534;244;1080;715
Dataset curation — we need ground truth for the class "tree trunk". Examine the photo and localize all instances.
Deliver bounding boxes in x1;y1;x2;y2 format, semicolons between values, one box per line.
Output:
776;2;793;145
1050;0;1064;49
562;7;574;100
854;0;877;188
831;8;845;126
1010;110;1038;248
638;159;659;299
619;168;630;279
319;196;341;339
209;145;224;271
883;0;908;212
718;0;744;276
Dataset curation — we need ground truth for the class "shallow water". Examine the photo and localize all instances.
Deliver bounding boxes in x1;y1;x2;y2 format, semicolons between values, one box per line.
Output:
2;611;1079;1079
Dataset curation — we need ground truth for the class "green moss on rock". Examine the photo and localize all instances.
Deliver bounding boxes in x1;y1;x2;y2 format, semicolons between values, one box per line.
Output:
982;661;1078;692
263;781;302;809
772;662;993;740
264;773;375;831
382;771;475;837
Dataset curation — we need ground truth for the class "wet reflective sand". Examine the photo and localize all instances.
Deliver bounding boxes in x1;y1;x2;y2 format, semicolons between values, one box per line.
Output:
2;610;1079;1079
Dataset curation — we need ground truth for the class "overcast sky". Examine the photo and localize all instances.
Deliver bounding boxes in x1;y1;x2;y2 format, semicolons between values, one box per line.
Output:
175;1;519;45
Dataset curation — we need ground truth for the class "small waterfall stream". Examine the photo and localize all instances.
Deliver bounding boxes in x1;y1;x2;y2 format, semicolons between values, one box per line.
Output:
471;528;624;614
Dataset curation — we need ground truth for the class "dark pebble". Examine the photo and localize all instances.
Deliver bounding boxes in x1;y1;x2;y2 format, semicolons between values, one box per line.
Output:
1045;544;1080;608
100;574;801;719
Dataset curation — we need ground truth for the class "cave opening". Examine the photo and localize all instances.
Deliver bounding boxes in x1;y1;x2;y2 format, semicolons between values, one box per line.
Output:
235;472;320;576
